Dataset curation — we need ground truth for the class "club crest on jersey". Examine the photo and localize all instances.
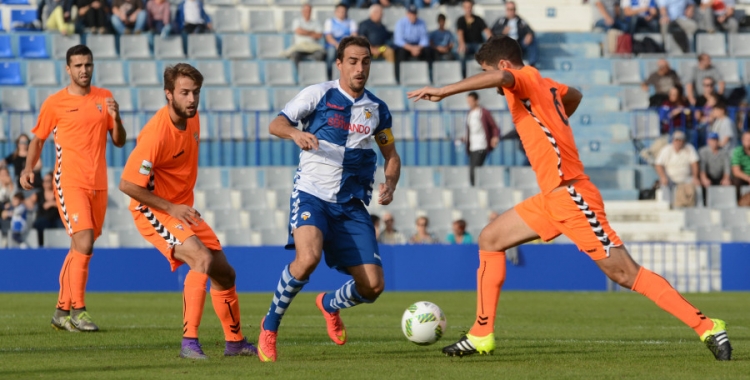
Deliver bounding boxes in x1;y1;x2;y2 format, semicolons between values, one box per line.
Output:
301;211;311;220
95;103;102;113
175;224;184;231
364;107;372;119
193;132;199;143
72;214;79;223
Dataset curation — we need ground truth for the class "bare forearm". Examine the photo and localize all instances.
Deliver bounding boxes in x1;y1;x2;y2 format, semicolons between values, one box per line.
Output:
111;117;127;147
733;166;750;182
562;88;582;117
24;138;44;172
269;116;301;140
119;180;173;212
691;162;700;180
655;165;667;181
383;153;401;190
440;71;513;98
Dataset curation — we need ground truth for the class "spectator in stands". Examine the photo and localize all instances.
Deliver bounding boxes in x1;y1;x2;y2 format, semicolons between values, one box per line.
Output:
655;130;700;207
731;131;750;200
358;4;394;62
111;0;147;34
695;77;726;109
371;214;381;240
146;0;171;38
657;0;697;47
465;92;500;186
76;0;109;34
446;219;473;244
686;54;725;107
285;4;325;66
696;0;738;33
33;172;63;247
456;0;491;77
1;134;42;194
699;133;731;189
429;14;456;61
173;0;211;35
39;0;76;35
622;0;660;33
643;59;681;107
409;216;438;244
2;193;28;247
707;102;736;151
394;5;432;83
378;212;406;244
324;4;358;79
660;85;693;134
594;0;629;31
490;1;538;67
0;168;13;210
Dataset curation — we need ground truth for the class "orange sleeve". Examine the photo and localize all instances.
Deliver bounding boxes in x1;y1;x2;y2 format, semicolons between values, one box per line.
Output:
506;68;534;99
122;131;161;188
31;98;57;140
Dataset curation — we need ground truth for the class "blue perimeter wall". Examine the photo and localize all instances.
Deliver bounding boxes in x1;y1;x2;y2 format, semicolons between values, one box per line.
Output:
1;244;748;292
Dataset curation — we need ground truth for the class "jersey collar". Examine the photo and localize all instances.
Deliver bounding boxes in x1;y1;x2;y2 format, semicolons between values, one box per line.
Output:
335;79;365;103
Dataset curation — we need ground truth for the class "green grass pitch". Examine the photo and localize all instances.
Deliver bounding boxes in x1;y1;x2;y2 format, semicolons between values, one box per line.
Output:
0;291;747;379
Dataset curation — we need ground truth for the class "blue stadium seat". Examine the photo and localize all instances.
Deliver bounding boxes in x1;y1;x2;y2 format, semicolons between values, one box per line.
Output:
3;0;30;5
0;61;23;85
0;35;12;58
19;34;48;58
10;10;36;31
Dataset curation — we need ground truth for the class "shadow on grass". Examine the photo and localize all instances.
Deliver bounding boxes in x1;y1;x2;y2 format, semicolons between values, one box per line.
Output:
0;362;189;377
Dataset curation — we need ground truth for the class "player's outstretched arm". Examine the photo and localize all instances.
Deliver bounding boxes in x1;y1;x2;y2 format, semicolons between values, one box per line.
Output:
269;115;318;151
378;142;400;205
106;97;127;147
561;87;583;117
119;179;201;226
407;70;515;102
19;137;44;190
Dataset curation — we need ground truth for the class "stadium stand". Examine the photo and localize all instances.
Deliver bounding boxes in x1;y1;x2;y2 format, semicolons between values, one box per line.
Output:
1;0;749;248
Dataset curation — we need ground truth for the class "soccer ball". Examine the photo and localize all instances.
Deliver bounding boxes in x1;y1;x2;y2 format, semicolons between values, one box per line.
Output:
401;301;447;345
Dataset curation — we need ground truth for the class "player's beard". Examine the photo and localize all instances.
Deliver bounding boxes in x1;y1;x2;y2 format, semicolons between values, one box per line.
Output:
348;73;368;93
174;102;197;119
72;75;91;88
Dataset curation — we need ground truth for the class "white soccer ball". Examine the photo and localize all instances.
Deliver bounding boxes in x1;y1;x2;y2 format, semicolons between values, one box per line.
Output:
401;301;447;345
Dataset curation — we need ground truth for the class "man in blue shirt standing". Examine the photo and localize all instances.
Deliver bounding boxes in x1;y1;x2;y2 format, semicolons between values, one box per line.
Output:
394;5;432;83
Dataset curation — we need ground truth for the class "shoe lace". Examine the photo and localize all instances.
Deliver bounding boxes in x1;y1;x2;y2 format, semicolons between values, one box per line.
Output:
76;311;93;323
263;330;277;348
329;311;343;332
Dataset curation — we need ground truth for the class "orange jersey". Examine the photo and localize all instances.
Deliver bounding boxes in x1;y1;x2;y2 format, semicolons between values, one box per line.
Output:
32;86;114;190
504;66;588;193
122;106;200;209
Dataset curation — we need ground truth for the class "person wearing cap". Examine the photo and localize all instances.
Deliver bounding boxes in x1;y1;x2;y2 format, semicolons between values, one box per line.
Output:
655;130;700;208
393;5;432;83
707;102;736;151
698;132;731;205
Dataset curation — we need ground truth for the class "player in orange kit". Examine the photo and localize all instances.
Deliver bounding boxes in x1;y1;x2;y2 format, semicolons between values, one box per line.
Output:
407;36;731;361
119;64;256;360
21;45;127;332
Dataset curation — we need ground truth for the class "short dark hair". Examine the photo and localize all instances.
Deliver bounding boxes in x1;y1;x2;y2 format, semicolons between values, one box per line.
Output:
336;36;371;62
335;2;347;10
163;63;204;93
463;0;474;4
437;13;446;22
13;192;24;201
66;45;93;65
371;214;380;224
467;91;479;100
475;35;524;67
454;219;466;229
714;101;727;112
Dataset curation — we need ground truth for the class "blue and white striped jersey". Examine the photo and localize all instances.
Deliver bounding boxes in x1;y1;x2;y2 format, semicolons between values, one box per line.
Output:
280;80;393;205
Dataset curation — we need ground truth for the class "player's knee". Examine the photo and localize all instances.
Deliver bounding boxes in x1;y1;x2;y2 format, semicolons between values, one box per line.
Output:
356;279;384;302
72;239;94;255
477;228;505;252
191;248;214;274
605;267;636;289
292;253;321;276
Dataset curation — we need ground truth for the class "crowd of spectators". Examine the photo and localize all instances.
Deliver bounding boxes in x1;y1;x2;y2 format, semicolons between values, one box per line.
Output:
35;0;212;36
285;0;537;81
371;211;501;245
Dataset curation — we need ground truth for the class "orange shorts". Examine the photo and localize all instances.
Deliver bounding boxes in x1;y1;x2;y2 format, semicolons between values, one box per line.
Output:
515;179;623;261
55;187;107;238
132;207;222;271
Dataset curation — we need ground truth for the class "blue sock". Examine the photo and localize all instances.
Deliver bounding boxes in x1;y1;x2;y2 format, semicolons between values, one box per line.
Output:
263;265;308;332
321;279;373;313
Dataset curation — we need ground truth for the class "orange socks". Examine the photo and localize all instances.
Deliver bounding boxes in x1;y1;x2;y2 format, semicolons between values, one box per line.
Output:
56;251;74;310
632;267;714;336
57;250;91;310
69;250;91;309
469;250;506;337
183;270;208;338
210;286;243;342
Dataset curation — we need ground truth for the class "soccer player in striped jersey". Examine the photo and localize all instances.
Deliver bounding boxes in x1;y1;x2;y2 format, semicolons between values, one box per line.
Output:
408;35;731;361
21;45;127;332
257;36;401;362
119;64;256;359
